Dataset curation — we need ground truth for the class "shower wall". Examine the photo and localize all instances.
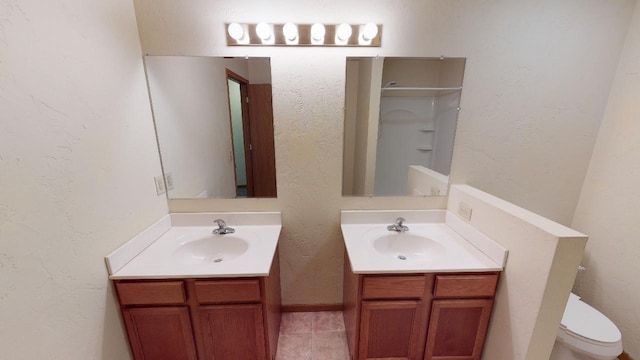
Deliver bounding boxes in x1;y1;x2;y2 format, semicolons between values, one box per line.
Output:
374;91;461;194
374;96;436;195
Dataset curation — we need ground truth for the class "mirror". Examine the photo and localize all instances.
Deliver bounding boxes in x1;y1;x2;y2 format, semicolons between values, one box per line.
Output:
342;57;465;197
145;56;277;199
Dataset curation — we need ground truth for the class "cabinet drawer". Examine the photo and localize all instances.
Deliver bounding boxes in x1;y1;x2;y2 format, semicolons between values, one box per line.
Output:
433;274;498;298
195;279;261;304
116;281;186;306
362;276;426;299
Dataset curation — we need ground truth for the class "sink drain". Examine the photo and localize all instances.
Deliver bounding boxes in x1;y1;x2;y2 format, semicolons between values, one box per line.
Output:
213;258;223;263
397;255;407;260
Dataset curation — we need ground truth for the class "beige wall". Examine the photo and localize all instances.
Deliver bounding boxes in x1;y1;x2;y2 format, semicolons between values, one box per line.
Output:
572;1;640;357
0;0;168;359
133;0;634;306
448;185;587;360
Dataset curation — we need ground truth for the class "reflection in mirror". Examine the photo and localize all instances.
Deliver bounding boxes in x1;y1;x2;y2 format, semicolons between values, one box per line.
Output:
342;57;465;197
145;56;276;199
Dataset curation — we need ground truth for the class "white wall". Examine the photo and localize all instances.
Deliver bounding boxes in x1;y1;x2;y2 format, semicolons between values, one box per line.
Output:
571;1;640;357
407;166;449;196
133;0;635;307
145;56;237;198
448;185;587;360
0;0;168;359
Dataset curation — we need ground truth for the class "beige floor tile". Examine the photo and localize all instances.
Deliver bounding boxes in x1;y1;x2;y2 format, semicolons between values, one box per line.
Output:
275;333;313;360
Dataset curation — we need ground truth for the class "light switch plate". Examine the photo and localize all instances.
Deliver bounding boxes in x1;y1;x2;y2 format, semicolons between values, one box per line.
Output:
458;202;473;221
154;175;166;195
165;172;174;190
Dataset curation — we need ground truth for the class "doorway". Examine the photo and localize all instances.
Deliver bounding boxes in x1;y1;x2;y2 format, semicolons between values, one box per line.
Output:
226;69;277;198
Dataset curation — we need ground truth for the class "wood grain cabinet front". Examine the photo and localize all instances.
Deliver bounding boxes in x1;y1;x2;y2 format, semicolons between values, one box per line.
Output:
113;250;281;360
200;303;267;360
343;254;500;360
424;299;494;360
358;300;425;360
122;307;197;360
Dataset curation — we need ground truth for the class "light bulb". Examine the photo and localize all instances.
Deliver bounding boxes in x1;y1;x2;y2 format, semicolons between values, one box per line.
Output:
227;23;244;41
283;22;298;41
336;23;353;41
362;23;378;41
256;22;272;41
311;23;325;41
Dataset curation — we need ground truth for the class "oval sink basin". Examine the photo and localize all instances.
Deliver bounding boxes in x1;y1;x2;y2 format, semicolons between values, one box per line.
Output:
174;235;249;264
370;232;445;261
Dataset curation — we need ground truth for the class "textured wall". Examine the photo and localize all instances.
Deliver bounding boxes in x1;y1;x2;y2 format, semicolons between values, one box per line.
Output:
0;0;168;358
134;0;634;306
572;1;640;357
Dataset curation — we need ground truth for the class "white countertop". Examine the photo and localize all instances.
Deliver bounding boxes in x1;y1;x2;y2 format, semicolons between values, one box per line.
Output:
106;212;281;279
341;210;507;274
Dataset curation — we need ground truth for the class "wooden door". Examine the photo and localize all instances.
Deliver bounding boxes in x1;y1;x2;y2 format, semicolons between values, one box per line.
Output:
247;84;277;197
199;303;266;360
122;307;197;360
359;300;424;360
424;299;493;360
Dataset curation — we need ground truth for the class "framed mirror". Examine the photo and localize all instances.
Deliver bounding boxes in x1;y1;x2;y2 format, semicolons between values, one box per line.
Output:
342;57;466;197
145;56;276;199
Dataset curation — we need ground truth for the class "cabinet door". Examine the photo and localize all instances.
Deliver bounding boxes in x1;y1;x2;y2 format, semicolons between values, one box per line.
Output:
199;303;266;360
359;300;424;360
122;307;197;360
424;299;493;360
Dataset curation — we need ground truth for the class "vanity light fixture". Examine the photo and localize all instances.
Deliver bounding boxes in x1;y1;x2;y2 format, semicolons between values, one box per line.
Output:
336;23;353;43
310;23;326;42
225;22;382;47
361;22;379;41
255;22;272;41
282;22;298;42
227;22;245;41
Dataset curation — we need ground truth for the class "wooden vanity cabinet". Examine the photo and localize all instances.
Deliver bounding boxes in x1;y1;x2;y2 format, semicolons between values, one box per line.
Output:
343;255;499;360
113;252;281;360
121;306;198;360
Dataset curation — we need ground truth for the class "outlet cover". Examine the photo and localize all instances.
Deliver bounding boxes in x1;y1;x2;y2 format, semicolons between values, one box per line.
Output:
430;186;441;196
165;172;174;190
154;175;166;195
458;202;473;221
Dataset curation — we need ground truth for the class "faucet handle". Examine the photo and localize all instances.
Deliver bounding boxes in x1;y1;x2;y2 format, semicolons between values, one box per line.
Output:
212;219;235;235
387;217;409;232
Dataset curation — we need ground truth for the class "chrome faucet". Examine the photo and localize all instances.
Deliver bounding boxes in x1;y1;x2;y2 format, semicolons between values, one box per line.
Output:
387;217;409;232
212;219;235;235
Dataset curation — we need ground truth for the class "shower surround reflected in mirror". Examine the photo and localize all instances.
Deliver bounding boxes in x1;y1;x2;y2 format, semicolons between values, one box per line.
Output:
145;56;276;199
342;57;465;197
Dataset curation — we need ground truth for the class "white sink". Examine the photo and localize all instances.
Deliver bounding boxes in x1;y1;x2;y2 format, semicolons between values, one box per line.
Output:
106;212;282;279
341;210;506;274
174;234;251;264
367;230;445;262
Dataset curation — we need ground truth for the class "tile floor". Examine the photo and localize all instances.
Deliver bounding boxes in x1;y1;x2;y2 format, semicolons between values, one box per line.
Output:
276;311;350;360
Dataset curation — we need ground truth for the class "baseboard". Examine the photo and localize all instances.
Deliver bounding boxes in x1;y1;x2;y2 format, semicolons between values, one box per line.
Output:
619;352;634;360
281;304;343;312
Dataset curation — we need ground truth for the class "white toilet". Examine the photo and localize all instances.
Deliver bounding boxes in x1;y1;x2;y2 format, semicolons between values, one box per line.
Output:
550;293;623;360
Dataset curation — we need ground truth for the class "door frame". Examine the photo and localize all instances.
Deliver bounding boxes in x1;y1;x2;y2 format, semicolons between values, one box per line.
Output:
225;69;254;197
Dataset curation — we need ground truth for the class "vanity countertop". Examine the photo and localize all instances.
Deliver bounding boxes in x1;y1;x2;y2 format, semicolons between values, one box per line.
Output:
341;210;507;274
106;212;281;279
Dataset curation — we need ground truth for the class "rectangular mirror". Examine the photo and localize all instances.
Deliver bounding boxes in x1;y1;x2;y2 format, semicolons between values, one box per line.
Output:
342;57;465;197
145;56;276;199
